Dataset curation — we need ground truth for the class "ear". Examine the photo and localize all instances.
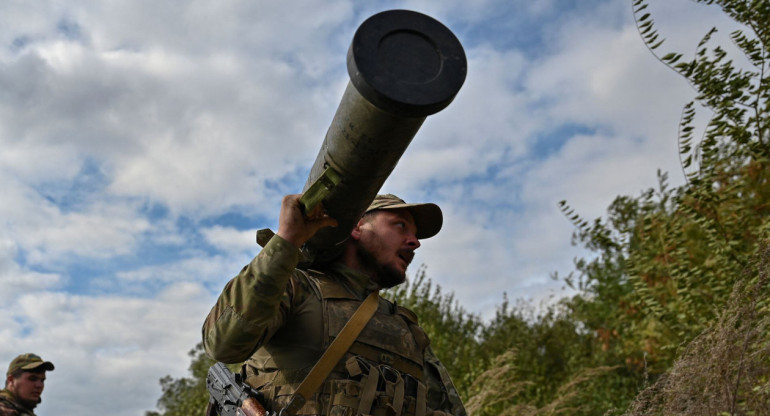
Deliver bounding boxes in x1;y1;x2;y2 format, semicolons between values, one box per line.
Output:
350;218;367;241
6;373;14;388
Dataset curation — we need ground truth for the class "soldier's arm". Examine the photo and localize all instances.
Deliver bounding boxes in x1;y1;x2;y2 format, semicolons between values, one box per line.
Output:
202;234;301;363
202;194;336;363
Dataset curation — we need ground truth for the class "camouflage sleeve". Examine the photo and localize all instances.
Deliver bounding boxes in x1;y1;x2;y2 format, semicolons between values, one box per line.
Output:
202;235;302;363
0;403;17;416
424;346;467;416
0;394;20;416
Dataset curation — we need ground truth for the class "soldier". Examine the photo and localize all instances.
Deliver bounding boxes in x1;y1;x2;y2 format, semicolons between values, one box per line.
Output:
0;354;54;416
203;193;466;416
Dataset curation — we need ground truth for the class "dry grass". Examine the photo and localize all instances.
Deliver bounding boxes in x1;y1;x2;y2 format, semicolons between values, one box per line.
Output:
535;365;619;416
465;350;538;416
466;349;616;416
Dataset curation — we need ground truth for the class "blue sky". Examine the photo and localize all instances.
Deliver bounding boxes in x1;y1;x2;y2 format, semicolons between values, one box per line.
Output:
0;1;739;415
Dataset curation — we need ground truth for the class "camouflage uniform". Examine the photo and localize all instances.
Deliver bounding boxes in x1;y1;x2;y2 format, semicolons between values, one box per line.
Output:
0;390;35;416
203;234;466;416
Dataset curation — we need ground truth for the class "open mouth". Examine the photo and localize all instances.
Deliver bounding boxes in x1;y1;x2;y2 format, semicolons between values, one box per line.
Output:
398;250;414;265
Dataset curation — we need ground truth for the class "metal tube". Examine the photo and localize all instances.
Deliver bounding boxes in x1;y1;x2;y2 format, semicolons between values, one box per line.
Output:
301;9;466;262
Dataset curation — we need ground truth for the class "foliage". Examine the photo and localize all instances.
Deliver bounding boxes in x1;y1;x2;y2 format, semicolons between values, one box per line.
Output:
470;298;633;416
625;244;770;415
545;0;770;413
390;272;630;411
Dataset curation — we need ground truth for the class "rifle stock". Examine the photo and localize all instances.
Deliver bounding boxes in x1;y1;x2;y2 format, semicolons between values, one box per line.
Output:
239;397;268;416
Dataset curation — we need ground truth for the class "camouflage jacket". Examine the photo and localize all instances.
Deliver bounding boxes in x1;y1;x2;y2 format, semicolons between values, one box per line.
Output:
203;235;466;416
0;390;35;416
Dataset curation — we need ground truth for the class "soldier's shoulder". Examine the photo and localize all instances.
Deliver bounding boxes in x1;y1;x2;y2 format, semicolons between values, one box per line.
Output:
0;392;34;416
0;400;21;416
290;268;325;301
395;304;419;325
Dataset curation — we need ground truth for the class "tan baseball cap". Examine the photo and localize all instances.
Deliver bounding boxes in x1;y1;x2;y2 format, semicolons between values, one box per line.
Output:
365;194;443;239
7;353;54;376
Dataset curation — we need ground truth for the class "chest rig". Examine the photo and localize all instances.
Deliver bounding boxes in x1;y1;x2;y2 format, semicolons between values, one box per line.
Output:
245;271;431;416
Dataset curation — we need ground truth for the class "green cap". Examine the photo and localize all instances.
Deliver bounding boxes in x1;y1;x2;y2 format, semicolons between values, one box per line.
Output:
7;353;55;376
366;194;443;239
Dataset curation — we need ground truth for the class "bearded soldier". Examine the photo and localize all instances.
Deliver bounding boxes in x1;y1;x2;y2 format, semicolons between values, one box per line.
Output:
203;194;466;416
0;354;54;416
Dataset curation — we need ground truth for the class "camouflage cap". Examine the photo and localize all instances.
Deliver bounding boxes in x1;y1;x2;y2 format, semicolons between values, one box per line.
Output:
7;353;54;376
365;194;443;239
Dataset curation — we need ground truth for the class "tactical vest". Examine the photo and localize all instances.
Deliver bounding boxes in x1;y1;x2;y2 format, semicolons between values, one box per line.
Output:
243;271;432;416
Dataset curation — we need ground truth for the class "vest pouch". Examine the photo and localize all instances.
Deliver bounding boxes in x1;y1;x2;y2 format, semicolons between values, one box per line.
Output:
326;374;381;416
331;357;395;416
329;379;362;416
341;358;424;416
374;365;405;416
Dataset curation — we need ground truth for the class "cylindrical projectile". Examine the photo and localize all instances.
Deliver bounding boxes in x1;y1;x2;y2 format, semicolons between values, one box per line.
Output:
301;9;466;262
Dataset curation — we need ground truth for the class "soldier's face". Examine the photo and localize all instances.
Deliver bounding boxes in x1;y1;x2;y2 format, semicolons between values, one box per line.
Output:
354;209;420;288
7;371;46;408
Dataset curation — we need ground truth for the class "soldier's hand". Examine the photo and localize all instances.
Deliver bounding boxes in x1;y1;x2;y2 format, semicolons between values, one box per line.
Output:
276;194;338;248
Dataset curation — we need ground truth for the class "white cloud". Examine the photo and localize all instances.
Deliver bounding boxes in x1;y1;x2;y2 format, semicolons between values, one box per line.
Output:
526;20;690;142
0;239;62;304
114;254;246;289
201;225;257;254
5;197;151;265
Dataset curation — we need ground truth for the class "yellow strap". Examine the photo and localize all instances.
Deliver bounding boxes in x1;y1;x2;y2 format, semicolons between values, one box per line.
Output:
391;375;405;416
415;380;427;416
357;366;381;415
283;290;380;415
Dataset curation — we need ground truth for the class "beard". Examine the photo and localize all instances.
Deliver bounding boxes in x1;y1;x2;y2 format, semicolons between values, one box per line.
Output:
355;240;407;289
18;396;40;410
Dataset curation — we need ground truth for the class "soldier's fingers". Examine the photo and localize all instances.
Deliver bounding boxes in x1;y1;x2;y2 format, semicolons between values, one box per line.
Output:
280;194;304;214
306;201;327;219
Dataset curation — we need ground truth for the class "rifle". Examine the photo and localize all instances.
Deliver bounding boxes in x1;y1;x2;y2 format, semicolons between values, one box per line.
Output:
206;362;271;416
